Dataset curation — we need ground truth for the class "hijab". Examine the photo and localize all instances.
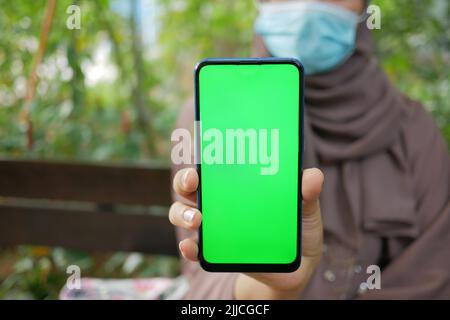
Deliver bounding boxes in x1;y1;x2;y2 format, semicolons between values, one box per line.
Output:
254;22;418;251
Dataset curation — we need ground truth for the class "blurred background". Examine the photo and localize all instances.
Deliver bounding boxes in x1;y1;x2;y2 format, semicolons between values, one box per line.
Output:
0;0;449;299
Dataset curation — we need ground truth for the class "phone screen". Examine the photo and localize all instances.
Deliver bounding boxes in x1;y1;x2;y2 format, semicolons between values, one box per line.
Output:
195;59;302;272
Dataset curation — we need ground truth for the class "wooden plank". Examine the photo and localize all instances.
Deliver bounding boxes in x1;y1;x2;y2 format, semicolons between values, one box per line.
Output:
0;159;172;206
0;204;178;256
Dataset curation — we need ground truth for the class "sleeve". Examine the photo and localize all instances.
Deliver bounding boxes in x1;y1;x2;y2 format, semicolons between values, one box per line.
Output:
176;226;239;300
358;101;450;299
171;97;239;300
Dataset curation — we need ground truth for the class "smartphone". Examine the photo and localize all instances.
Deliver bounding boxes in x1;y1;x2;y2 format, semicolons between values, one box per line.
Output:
195;58;303;272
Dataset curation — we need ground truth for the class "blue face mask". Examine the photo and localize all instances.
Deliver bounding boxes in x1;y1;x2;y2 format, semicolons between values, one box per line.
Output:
255;1;359;75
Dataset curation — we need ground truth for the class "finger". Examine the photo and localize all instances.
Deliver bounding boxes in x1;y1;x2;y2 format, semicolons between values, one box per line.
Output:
302;168;324;217
179;238;199;261
173;168;198;203
169;201;202;231
301;168;324;258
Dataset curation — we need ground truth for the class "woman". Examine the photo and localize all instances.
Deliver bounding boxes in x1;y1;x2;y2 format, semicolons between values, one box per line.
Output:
170;0;450;299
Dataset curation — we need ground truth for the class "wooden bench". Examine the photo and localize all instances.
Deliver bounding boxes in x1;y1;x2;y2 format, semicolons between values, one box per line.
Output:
0;159;178;256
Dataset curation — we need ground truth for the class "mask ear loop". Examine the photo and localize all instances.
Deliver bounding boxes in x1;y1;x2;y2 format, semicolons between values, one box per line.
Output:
357;10;370;23
357;0;371;24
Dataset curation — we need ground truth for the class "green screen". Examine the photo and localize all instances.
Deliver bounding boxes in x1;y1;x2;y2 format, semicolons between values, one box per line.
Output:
198;62;300;264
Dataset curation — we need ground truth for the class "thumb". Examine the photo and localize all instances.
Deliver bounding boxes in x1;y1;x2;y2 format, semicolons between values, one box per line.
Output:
301;168;324;258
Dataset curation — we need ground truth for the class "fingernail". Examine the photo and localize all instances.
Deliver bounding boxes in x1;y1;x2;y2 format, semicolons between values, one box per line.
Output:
178;240;187;257
183;209;196;223
182;170;191;187
178;240;185;251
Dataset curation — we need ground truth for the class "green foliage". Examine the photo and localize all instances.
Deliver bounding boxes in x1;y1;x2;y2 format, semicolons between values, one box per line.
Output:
373;0;450;145
0;247;179;299
0;0;167;161
0;0;179;300
156;0;257;110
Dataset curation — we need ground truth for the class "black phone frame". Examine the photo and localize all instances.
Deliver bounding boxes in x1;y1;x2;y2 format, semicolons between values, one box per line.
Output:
194;58;304;273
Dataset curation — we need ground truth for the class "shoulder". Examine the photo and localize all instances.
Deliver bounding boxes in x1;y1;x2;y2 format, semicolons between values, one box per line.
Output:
400;95;450;224
401;95;448;172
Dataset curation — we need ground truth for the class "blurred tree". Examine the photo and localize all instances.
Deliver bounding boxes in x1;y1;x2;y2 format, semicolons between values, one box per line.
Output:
0;0;164;161
374;0;450;145
0;0;174;300
157;0;257;104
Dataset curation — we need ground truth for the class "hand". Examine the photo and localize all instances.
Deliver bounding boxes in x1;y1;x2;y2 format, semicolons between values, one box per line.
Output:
169;167;324;300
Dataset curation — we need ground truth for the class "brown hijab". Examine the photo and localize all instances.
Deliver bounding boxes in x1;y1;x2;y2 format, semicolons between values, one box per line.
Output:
176;21;450;299
302;24;418;249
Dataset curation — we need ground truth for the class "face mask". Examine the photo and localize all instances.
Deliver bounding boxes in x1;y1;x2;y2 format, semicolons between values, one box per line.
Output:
254;1;359;75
